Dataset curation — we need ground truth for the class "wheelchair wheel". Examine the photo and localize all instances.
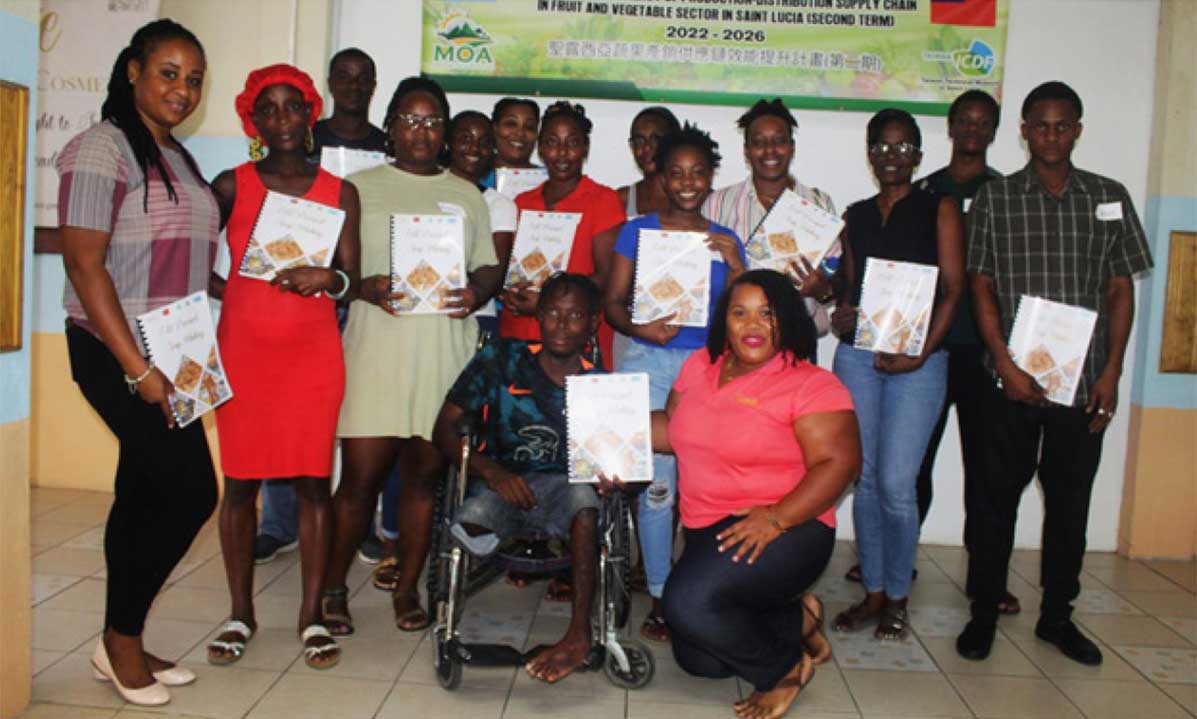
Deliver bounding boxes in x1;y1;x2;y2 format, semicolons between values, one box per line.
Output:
433;629;463;690
603;638;654;689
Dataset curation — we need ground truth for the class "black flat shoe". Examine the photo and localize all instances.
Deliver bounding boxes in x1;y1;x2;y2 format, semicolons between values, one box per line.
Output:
956;619;996;660
1035;620;1103;666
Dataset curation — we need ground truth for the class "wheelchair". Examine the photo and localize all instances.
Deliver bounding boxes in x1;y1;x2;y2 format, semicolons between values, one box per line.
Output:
427;421;655;690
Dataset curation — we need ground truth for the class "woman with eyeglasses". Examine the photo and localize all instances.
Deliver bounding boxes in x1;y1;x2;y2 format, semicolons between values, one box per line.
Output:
829;109;964;641
617;106;681;219
323;77;501;635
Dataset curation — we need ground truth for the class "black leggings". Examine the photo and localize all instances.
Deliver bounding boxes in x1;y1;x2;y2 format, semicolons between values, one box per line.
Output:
67;325;218;636
662;515;834;691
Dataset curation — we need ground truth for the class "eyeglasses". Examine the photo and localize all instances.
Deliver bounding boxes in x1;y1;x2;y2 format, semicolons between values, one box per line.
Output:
869;141;918;158
394;114;445;130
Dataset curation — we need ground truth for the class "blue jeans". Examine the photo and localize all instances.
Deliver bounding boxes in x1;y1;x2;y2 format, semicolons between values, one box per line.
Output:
833;343;947;600
260;464;402;543
618;341;694;599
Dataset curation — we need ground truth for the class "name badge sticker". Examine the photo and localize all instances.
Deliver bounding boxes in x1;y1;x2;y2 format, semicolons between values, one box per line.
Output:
1095;202;1123;221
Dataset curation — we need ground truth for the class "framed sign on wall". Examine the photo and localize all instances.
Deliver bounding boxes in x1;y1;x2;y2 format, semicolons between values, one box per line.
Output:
0;80;29;352
420;0;1009;115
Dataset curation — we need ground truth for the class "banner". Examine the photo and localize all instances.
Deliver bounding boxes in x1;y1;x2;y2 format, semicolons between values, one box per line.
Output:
421;0;1008;116
36;0;160;227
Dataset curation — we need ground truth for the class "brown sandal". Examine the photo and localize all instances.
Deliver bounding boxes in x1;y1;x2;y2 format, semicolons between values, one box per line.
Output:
392;591;431;632
874;600;909;641
372;557;400;591
833;598;881;633
799;594;832;665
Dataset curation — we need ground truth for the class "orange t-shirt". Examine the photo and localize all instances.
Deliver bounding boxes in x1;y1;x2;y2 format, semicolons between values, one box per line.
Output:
500;175;625;368
668;349;854;530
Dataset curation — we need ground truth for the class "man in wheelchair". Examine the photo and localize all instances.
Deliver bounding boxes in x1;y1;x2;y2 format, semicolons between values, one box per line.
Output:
432;272;605;684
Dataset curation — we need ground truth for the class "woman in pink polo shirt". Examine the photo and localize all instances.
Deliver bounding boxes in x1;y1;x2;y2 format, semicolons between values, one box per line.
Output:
656;269;860;719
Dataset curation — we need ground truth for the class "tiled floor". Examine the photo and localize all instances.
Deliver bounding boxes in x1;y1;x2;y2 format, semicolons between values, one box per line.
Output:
21;487;1197;719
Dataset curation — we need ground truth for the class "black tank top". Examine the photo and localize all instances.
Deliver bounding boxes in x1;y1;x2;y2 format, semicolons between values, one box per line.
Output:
844;187;941;308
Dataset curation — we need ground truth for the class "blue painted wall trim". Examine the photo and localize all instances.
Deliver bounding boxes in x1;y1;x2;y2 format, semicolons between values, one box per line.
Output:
0;9;38;425
1130;195;1197;410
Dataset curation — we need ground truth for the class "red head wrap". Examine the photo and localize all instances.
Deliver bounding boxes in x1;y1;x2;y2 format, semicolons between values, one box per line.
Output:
234;63;323;138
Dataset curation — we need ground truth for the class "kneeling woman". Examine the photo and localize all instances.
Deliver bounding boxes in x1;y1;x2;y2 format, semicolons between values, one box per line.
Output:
650;271;860;719
207;65;360;669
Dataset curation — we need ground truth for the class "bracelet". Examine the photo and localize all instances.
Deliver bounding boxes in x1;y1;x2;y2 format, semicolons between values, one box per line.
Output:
123;361;155;395
328;269;351;301
765;505;788;533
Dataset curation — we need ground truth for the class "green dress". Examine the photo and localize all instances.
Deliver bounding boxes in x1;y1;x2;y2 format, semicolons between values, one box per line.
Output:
337;165;497;439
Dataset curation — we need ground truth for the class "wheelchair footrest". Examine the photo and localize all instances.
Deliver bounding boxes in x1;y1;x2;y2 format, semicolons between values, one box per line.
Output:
450;641;527;667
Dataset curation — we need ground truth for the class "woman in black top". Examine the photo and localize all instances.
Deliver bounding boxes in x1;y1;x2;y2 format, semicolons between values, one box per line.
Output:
829;109;965;641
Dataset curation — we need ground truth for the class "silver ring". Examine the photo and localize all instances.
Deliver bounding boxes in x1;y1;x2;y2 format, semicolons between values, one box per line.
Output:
1097;408;1111;416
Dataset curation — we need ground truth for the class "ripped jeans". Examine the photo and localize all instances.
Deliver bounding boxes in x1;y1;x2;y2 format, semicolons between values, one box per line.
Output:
619;340;693;598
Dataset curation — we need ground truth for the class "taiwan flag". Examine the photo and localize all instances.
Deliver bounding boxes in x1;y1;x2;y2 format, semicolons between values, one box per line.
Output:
931;0;997;27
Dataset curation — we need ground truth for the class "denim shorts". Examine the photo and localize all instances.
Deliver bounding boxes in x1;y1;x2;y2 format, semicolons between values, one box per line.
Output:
451;472;600;557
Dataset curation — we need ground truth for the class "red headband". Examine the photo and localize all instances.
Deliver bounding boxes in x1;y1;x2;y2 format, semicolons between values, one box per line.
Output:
234;63;323;138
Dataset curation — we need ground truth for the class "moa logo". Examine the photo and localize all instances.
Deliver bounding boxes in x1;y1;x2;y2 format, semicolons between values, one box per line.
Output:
432;10;494;68
953;39;996;77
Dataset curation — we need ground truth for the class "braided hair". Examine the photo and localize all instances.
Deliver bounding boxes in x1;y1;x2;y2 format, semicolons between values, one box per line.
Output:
540;101;593;138
101;19;205;212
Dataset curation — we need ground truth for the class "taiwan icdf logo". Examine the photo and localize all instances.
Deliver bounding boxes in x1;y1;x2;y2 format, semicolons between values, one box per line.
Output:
952;39;996;77
432;9;494;70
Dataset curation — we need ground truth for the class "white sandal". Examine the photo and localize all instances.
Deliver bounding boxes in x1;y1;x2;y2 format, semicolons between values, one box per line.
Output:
301;625;341;670
207;620;254;666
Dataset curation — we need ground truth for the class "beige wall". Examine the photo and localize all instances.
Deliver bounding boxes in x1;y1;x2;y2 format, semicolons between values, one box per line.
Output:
0;419;31;718
164;0;332;139
1146;0;1196;198
1119;406;1197;558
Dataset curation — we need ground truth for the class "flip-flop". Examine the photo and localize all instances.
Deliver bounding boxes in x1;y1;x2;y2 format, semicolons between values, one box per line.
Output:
800;594;832;665
300;625;341;670
207;620;254;665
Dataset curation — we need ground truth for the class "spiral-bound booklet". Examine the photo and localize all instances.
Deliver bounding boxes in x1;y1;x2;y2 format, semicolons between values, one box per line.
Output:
504;211;581;288
389;214;466;314
631;229;711;328
239;191;345;283
319;147;387;179
854;258;939;356
136;291;232;427
745;188;844;277
566;372;653;484
495;167;548;199
1007;295;1097;406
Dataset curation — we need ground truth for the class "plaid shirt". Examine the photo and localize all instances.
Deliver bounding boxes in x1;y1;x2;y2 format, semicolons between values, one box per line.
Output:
57;121;218;355
967;164;1153;406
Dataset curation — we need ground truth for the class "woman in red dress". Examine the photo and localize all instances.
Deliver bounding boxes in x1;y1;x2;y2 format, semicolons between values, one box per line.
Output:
499;101;625;367
206;65;361;669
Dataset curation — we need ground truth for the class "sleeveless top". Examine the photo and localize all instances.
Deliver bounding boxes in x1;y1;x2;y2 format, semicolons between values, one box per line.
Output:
843;187;942;308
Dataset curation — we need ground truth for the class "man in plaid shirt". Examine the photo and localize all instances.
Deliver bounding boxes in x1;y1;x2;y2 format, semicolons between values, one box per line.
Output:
956;82;1153;666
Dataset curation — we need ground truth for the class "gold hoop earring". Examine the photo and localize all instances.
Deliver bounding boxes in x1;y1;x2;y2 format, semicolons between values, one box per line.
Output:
304;127;314;154
249;136;266;161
